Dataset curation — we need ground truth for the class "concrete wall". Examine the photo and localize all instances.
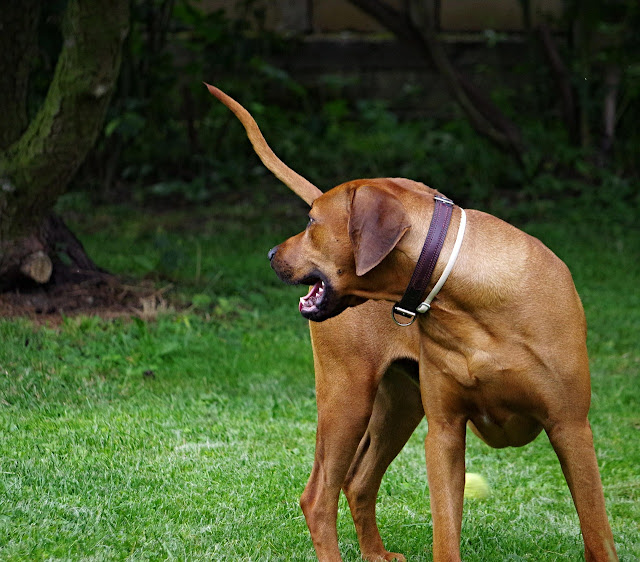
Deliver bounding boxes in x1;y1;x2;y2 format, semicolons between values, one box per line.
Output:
202;0;562;33
202;1;563;114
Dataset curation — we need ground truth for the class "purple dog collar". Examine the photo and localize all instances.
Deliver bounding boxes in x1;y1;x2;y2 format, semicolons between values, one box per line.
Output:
392;195;454;326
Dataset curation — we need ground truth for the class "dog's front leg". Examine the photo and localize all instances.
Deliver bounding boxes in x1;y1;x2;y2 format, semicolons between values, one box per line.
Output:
423;408;467;562
546;420;618;561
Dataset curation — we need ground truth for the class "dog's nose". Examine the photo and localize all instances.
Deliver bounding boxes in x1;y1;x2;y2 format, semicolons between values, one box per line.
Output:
268;246;278;262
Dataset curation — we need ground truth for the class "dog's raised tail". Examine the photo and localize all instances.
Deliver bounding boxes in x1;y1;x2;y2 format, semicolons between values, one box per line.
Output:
205;83;322;206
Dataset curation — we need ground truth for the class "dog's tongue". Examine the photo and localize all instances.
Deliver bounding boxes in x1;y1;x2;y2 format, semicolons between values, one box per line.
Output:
299;281;324;312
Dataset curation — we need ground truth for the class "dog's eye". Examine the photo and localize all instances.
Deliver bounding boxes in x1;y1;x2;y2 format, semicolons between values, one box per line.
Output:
307;217;315;228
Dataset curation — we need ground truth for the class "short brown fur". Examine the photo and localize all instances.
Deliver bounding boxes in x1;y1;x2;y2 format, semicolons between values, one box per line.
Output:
208;86;617;562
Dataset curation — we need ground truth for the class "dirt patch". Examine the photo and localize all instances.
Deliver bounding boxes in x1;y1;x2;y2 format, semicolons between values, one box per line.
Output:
0;276;173;325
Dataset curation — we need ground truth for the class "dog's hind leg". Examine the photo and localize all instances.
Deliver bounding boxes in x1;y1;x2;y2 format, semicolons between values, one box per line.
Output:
343;361;424;562
301;343;381;560
302;302;420;562
300;372;376;561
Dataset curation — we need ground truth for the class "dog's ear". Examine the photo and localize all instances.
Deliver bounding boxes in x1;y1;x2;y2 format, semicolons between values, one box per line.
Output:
348;185;411;276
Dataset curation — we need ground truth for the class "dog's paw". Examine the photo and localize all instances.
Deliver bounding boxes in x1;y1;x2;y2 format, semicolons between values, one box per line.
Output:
364;551;406;562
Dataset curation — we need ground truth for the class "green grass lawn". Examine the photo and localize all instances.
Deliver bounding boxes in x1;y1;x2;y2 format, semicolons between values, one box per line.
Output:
1;190;639;560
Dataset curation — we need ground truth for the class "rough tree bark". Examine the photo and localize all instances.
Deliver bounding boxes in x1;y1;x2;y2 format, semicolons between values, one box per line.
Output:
0;0;129;290
347;0;525;162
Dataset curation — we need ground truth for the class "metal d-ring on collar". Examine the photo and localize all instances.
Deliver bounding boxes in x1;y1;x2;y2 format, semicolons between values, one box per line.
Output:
392;195;466;327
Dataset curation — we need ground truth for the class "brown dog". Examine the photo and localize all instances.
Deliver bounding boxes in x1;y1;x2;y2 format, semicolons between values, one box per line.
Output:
206;84;617;562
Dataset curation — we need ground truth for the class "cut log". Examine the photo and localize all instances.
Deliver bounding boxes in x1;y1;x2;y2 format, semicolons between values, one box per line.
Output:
20;251;53;284
0;213;108;292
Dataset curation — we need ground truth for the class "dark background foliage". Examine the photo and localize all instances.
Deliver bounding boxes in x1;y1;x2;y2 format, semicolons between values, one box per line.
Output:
48;0;638;221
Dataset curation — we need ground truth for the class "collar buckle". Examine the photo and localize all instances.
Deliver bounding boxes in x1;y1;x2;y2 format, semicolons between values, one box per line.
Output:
391;305;417;327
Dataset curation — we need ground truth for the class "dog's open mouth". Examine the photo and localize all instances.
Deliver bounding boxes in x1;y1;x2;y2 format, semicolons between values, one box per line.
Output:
299;280;325;315
296;277;365;322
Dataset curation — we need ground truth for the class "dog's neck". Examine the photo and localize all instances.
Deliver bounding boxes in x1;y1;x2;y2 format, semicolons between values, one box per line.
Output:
349;193;466;319
392;196;456;324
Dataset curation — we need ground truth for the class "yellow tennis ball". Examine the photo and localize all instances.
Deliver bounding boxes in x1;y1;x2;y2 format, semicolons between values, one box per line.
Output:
464;472;490;499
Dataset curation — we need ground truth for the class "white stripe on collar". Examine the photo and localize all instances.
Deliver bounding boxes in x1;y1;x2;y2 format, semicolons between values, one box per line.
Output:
416;207;467;313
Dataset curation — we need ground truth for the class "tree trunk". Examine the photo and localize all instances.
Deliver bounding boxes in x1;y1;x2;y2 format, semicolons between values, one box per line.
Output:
0;0;129;289
0;0;40;150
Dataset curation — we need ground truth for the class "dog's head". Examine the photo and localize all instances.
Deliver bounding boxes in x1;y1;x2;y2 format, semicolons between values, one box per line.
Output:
269;179;418;322
205;86;433;321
